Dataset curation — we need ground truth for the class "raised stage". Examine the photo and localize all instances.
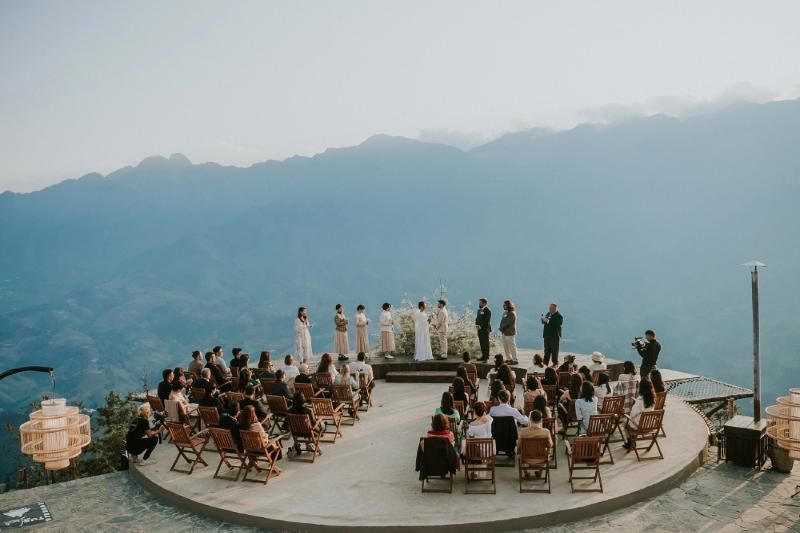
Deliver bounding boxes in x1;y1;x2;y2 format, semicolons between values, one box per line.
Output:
132;378;709;531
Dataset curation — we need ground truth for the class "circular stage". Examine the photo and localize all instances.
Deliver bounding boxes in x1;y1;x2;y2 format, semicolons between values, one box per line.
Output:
132;380;709;531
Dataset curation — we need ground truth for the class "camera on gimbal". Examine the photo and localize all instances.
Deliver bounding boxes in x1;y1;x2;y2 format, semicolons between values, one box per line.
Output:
631;337;646;349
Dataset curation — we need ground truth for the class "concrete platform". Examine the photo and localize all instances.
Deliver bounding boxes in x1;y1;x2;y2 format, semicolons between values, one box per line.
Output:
132;381;709;531
385;370;455;382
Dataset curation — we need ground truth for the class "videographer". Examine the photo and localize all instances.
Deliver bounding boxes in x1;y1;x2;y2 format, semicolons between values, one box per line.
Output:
125;404;160;466
634;329;661;377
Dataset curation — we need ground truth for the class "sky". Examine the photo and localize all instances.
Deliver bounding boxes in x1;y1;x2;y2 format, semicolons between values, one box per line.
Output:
1;1;799;192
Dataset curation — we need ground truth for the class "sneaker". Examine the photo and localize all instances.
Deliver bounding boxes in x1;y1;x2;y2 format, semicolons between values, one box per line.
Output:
384;354;394;360
138;458;157;466
338;354;349;361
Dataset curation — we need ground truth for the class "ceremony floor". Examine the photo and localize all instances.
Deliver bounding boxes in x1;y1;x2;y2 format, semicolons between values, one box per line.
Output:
132;380;709;531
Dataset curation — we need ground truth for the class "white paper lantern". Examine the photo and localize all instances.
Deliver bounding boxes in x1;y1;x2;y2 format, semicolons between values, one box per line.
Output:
766;388;800;460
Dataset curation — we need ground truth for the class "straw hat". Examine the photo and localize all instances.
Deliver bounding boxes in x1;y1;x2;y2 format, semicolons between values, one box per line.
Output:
591;352;605;363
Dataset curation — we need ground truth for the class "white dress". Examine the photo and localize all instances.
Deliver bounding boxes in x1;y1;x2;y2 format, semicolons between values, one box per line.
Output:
414;309;433;361
295;317;313;363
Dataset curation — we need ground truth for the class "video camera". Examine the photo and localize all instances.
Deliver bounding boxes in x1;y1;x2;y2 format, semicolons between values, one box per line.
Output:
631;337;646;350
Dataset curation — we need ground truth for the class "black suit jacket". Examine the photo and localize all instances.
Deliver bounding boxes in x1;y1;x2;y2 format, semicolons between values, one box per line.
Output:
476;307;492;333
543;311;563;339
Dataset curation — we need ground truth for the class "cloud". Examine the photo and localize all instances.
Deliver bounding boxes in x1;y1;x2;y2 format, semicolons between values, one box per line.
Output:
578;82;786;124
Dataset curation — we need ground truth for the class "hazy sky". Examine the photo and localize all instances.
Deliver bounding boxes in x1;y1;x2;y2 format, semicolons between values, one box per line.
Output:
1;1;799;192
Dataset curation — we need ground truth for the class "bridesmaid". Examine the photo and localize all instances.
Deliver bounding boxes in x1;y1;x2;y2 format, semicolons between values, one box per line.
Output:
355;304;370;354
379;302;396;359
334;304;350;360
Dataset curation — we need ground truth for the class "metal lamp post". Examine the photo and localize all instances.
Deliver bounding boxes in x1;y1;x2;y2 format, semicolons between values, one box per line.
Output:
743;260;766;422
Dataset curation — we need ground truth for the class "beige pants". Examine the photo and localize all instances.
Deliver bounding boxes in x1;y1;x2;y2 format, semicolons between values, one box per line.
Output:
502;334;517;361
437;332;448;359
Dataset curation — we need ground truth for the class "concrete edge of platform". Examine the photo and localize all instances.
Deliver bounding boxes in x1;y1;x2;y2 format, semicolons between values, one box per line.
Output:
131;407;709;532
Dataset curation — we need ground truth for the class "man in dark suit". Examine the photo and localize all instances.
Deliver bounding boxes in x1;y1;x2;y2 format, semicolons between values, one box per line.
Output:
240;383;270;422
541;303;563;367
636;329;662;377
267;369;293;406
475;298;492;362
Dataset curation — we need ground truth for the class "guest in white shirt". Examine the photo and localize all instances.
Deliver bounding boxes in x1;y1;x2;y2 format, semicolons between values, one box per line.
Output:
595;372;612;407
461;402;494;454
281;354;300;380
574;381;598;436
378;303;396;359
529;353;546;375
623;379;656;450
488;390;528;425
589;351;607;372
349;352;375;390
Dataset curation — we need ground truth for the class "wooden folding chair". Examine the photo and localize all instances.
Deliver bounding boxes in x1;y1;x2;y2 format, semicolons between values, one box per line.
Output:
310;397;344;443
567;436;603;493
147;395;165;413
358;373;373;412
518;438;551;493
542;417;558;469
543;385;557;408
419;437;454;493
265;395;290;436
227;392;244;403
655;392;667;437
313;373;333;391
562;399;581;436
585;414;617;464
558;372;571;388
294;382;323;403
259;378;276;392
208;427;247;481
463;438;496;494
600;395;626;442
453;400;466;420
240;429;283;484
231;376;240;391
190;387;206;403
629;410;665;461
591;370;607;385
466;370;479;394
286;413;323;463
523;396;535;416
331;384;360;425
166;422;208;474
447;416;463;450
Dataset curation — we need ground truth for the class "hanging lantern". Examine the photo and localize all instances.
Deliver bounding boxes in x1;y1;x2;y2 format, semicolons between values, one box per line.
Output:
19;398;91;471
766;388;800;460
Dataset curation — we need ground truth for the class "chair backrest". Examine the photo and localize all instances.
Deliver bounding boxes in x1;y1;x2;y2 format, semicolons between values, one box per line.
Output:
591;370;607;385
164;400;184;423
519;437;550;461
637;410;664;435
310;397;336;417
358;373;369;390
231;377;240;391
166;421;192;447
208;427;238;453
286;413;314;436
190;387;206;402
227;392;244;403
421;437;454;476
585;414;616;437
447;416;460;436
259;378;276;392
600;395;625;416
542;417;557;440
465;369;479;389
571;436;602;461
464;438;494;460
558;372;571;388
314;373;334;389
523;397;535;416
239;428;268;455
543;385;557;406
567;399;577;420
654;391;667;410
331;384;354;402
266;395;289;415
198;406;220;427
453;400;466;419
147;395;165;412
295;382;316;401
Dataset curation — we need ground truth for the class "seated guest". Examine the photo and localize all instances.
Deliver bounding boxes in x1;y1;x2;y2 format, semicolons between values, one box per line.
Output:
496;363;516;400
459;352;477;375
125;404;160;466
529;353;546;375
349;352;375;389
650;369;666;394
426;413;455;448
288;391;323;452
188;350;204;377
238;352;250;370
240;383;270;422
487;353;504;380
489;379;506;404
464;402;493;440
157;369;174;402
257;351;271;369
212;345;231;378
532;395;552;419
488;390;528;425
194;368;215;396
239;405;283;465
205;351;233;391
316;352;339;380
229;347;244;374
294;363;313;385
218;401;242;450
542;366;558;386
517;409;553;477
451;376;470;407
575;381;598;436
435;391;461;423
589;351;607;372
267;370;293;405
456;367;476;401
524;374;545;403
334;364;359;391
613;361;640;413
558;373;584;430
238;367;256;392
173;367;192;388
168;380;191;416
578;365;593;383
557;354;578;373
198;387;225;414
282;354;300;380
595;372;612;406
255;359;276;379
623;379;656;450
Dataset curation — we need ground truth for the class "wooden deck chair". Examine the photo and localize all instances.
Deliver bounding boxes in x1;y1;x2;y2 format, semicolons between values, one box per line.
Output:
558;372;571;388
294;382;323;404
357;373;373;412
208;427;246;481
523;396;535;416
240;429;283;484
654;392;667;437
259;378;276;392
600;395;626;442
227;391;244;403
542;417;558;469
465;369;479;393
286;413;323;463
331;384;360;425
418;437;455;493
453;400;466;420
562;399;581;436
518;437;551;493
463;438;496;494
567;435;603;493
585;414;617;464
313;372;334;391
591;370;607;385
543;385;557;408
166;421;208;474
198;406;220;429
230;376;240;391
147;395;165;413
190;387;206;403
310;397;344;443
629;410;665;461
265;395;290;436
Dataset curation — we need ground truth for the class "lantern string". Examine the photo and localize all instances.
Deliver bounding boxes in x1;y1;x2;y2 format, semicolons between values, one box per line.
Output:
49;369;56;397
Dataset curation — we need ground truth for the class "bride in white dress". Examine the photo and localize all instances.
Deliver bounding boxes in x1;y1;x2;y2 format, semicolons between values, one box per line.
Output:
414;301;433;361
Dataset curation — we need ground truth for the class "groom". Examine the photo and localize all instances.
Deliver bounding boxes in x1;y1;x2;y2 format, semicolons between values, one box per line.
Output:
475;298;492;362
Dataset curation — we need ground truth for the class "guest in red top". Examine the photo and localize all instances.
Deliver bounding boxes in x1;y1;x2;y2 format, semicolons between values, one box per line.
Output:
426;413;455;446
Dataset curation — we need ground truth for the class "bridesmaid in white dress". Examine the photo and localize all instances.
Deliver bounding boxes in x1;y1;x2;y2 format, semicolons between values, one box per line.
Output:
355;305;370;354
295;307;313;364
414;301;433;361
